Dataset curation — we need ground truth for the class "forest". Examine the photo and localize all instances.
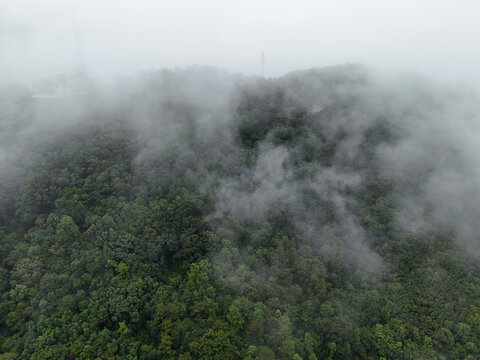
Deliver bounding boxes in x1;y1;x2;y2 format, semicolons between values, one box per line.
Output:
1;64;480;359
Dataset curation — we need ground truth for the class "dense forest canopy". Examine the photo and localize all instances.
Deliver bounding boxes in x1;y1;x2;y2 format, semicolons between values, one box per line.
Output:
1;64;480;359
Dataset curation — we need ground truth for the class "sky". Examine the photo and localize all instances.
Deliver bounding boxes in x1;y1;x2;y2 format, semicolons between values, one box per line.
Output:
1;0;480;87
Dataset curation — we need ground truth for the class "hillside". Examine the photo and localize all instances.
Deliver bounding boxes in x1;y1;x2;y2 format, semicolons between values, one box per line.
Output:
1;65;480;359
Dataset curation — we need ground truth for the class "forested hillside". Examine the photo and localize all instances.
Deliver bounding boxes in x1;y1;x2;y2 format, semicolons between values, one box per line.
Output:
2;65;480;359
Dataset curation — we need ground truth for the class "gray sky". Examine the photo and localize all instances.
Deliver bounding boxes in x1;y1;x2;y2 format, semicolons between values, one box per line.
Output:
1;0;480;86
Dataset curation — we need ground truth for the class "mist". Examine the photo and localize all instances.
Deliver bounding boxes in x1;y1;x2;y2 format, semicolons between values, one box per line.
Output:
3;2;480;359
2;0;480;86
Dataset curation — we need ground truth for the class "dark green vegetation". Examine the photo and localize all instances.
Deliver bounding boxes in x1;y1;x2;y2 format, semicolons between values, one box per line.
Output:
1;65;480;359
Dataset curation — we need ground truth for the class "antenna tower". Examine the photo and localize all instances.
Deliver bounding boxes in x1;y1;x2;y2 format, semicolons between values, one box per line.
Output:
261;51;265;78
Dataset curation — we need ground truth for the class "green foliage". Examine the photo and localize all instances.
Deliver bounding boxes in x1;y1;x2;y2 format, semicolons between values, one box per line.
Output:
56;215;79;242
0;67;479;359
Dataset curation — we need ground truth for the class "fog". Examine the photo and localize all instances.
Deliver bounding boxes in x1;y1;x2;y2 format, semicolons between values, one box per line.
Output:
2;0;480;266
1;0;480;289
5;2;480;358
1;0;480;87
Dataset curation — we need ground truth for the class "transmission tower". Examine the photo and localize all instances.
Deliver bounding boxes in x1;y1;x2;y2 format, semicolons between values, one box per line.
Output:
261;51;265;78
